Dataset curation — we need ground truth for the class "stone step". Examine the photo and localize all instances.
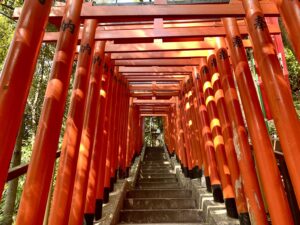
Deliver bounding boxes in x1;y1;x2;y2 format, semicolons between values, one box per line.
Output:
140;169;173;174
144;153;165;155
137;182;180;189
141;165;171;168
144;155;167;158
126;189;192;199
139;173;176;179
140;167;172;171
143;158;168;161
119;223;209;225
141;164;171;167
141;165;172;169
142;160;170;163
123;198;196;209
138;177;177;183
140;173;175;178
119;209;204;223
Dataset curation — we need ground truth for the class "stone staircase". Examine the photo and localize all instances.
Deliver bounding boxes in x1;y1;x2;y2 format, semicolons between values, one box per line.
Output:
118;147;207;224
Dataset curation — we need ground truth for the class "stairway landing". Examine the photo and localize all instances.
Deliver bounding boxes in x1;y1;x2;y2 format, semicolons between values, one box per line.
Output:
118;147;207;224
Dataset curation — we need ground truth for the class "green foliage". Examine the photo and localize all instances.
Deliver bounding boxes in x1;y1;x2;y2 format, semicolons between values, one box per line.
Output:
0;16;14;70
0;1;70;222
144;117;164;147
285;48;300;99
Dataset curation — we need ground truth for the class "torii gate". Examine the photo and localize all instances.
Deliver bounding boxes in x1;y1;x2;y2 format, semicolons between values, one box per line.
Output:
0;0;299;225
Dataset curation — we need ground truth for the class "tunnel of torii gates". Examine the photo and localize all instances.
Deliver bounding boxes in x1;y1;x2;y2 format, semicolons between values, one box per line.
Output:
0;0;299;225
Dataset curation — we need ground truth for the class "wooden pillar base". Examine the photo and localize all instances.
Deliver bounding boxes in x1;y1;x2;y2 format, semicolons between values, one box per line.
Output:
103;188;110;203
94;199;103;220
182;167;189;178
84;213;94;225
118;168;126;179
114;169;118;183
125;167;130;178
205;176;212;193
225;198;238;219
109;177;115;192
191;166;202;179
239;212;251;225
211;184;224;203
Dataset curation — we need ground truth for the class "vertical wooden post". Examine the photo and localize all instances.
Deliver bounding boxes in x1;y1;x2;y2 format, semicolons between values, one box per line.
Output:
174;96;189;176
265;17;290;84
179;90;194;176
272;0;300;61
48;20;98;225
15;0;84;224
117;82;125;178
68;39;106;225
111;75;123;184
183;90;199;176
199;58;238;218
242;0;300;209
187;84;203;178
119;84;130;177
125;97;134;177
83;44;111;225
0;0;53;200
191;87;208;180
103;66;118;202
108;73;122;190
192;67;222;199
94;55;114;220
223;17;294;225
207;54;249;222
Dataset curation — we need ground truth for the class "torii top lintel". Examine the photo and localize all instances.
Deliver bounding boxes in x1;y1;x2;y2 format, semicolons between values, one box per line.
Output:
13;2;279;24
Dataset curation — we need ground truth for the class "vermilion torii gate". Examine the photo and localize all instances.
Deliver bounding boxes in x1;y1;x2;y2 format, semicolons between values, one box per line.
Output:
0;0;299;225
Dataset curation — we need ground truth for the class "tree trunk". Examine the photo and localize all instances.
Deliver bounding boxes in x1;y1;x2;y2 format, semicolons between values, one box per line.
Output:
2;117;25;225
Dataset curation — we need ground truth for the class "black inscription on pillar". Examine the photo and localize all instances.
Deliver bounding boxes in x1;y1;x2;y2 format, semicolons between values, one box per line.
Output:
254;15;267;31
61;20;75;34
218;49;228;61
210;57;217;68
201;66;209;75
93;56;101;66
80;44;92;55
104;63;108;73
232;36;243;48
39;0;46;5
196;73;200;80
110;68;114;75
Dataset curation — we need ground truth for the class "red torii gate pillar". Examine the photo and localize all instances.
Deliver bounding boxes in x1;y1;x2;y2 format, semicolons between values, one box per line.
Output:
187;83;204;178
191;67;223;200
94;55;115;219
207;54;249;221
125;97;134;177
181;87;198;177
199;59;238;218
223;17;294;225
0;0;53;201
103;62;119;203
173;97;189;177
272;0;300;62
118;81;131;179
242;0;300;208
68;37;106;225
48;20;99;225
15;0;84;224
